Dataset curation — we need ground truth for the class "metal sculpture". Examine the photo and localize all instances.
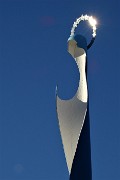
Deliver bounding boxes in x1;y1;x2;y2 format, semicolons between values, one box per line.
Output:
56;15;97;179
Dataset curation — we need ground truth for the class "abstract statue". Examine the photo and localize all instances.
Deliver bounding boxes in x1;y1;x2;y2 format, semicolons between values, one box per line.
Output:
56;15;97;180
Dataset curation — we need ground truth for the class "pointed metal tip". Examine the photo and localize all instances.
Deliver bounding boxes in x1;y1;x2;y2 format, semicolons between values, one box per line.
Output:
56;84;58;91
55;84;58;98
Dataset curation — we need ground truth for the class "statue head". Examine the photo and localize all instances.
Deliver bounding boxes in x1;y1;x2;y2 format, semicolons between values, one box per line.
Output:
68;34;87;58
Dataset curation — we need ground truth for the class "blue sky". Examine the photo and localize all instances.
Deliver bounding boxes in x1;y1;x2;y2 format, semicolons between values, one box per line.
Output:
0;0;120;180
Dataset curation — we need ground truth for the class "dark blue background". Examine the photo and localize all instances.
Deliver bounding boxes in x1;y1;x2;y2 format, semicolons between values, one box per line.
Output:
0;0;120;180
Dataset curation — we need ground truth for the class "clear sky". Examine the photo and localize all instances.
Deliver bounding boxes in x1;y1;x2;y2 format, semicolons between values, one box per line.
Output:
0;0;120;180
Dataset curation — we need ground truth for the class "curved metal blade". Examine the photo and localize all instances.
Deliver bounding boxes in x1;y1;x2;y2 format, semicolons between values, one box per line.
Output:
56;34;88;174
56;94;87;173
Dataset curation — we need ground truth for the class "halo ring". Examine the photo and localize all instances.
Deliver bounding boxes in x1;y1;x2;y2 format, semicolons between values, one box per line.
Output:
70;15;97;49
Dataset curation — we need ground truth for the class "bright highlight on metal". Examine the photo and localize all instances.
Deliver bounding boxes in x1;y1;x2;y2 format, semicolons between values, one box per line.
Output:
70;14;97;37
